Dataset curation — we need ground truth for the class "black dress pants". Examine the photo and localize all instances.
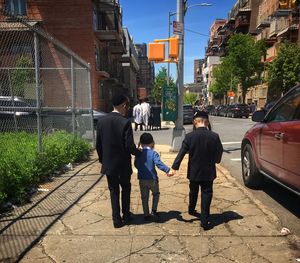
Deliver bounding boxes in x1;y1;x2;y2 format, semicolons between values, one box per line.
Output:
106;173;131;223
189;180;213;222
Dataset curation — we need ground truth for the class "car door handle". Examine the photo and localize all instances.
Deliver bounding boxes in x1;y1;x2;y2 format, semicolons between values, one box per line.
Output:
274;133;284;140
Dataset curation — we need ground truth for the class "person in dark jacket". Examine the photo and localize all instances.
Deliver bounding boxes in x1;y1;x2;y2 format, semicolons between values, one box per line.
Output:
96;94;140;228
171;111;223;230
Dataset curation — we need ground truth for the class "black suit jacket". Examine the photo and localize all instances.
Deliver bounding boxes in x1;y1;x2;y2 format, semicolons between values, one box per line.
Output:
172;127;223;181
96;112;139;175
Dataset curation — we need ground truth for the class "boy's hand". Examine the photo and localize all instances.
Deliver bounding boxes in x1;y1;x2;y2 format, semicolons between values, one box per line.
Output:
167;169;176;177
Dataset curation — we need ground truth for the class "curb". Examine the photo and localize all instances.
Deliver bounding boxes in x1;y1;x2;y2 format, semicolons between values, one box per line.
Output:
216;164;282;226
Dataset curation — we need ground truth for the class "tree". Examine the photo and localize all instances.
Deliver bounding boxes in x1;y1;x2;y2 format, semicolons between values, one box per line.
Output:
267;42;300;98
211;58;238;104
151;66;175;103
11;56;35;97
226;34;266;103
184;92;197;105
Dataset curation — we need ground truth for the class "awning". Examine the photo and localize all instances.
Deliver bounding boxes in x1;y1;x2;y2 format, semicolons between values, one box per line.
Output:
0;21;38;31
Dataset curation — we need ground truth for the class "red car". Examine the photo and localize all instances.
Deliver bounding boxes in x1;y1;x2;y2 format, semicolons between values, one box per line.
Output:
241;85;300;196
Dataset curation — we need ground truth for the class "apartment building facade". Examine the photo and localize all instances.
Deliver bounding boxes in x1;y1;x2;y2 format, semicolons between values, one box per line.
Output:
194;59;204;83
0;0;139;112
203;0;299;108
134;43;154;100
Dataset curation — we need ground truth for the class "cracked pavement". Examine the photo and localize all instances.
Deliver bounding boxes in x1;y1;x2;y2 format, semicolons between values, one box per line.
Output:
0;145;299;262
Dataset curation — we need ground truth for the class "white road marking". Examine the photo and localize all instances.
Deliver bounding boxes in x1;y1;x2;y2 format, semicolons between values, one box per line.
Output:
230;158;241;162
222;142;241;145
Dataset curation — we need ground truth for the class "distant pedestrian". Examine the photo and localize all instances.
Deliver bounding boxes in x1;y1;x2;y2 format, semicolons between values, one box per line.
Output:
171;111;223;230
134;133;173;221
250;102;256;114
141;98;151;130
133;100;143;131
96;94;140;228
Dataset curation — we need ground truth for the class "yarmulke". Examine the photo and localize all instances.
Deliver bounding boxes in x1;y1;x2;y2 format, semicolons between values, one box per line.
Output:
112;94;128;106
140;133;154;145
193;110;209;120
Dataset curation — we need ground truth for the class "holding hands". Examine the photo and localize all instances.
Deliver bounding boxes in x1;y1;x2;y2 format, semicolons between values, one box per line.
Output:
167;169;176;177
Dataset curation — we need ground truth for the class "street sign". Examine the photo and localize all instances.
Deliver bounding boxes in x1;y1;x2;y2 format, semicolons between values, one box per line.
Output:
162;85;177;121
173;21;184;35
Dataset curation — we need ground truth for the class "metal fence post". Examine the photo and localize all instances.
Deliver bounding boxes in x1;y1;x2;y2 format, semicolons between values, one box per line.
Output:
71;56;76;136
87;64;95;148
34;32;42;152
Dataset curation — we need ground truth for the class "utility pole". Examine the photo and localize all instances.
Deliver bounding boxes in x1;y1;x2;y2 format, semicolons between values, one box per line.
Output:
167;12;171;86
171;0;186;151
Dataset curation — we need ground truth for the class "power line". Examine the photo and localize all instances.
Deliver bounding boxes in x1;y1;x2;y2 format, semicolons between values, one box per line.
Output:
185;28;209;37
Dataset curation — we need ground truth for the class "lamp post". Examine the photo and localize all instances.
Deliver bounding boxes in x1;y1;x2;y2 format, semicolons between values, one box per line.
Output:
171;1;212;151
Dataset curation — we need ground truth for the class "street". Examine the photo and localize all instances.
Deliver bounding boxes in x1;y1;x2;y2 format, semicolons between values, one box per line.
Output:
133;116;300;237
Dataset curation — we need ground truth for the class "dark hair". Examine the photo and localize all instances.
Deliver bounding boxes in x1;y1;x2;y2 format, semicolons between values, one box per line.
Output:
140;133;154;145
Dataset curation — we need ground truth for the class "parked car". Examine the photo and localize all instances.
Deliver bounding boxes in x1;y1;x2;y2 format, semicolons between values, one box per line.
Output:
183;104;194;124
226;104;250;118
0;96;88;135
204;105;215;115
219;105;230;117
241;84;300;196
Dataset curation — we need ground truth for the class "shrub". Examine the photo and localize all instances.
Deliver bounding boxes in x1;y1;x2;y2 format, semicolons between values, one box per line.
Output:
0;131;91;207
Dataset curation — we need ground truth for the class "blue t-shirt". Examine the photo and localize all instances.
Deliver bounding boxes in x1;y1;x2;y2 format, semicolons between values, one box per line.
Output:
134;147;170;180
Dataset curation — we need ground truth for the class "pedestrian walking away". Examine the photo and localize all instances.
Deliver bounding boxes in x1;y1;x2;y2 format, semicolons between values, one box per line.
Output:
171;111;223;230
133;99;143;131
134;133;173;221
96;94;140;228
141;98;151;130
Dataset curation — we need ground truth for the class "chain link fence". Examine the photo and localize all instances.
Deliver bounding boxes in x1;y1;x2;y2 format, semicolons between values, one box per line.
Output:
0;9;95;151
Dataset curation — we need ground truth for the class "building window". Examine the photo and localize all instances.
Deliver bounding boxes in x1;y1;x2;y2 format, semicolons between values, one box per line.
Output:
5;0;27;16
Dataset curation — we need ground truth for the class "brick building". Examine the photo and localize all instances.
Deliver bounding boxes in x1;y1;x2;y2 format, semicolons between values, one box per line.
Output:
194;59;204;83
0;0;138;112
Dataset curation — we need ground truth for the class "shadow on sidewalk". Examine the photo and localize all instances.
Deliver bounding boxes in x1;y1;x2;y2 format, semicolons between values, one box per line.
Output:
172;211;243;229
128;210;182;225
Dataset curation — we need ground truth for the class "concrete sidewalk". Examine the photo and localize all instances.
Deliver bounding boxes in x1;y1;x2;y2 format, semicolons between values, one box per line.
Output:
1;145;299;262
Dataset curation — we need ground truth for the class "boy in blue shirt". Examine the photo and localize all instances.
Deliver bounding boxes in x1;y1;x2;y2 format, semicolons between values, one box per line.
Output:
134;133;172;221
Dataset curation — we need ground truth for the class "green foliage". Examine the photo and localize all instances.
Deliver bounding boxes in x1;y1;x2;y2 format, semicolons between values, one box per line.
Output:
184;93;197;105
226;34;266;103
0;132;91;206
152;66;176;103
267;42;300;97
211;58;238;100
11;56;35;97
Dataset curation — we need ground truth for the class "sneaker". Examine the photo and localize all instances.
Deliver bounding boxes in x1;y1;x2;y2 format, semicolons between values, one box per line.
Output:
151;210;159;217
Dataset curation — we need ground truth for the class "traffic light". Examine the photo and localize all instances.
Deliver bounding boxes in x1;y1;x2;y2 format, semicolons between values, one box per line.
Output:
169;37;179;59
148;42;165;62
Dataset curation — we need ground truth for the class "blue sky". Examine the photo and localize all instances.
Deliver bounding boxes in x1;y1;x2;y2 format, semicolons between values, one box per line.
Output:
121;0;237;84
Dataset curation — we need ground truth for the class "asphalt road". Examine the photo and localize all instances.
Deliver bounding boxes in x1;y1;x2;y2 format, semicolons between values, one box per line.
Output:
133;116;300;237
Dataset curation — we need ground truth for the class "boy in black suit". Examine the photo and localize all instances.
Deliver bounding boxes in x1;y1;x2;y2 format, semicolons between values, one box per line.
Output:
171;111;223;230
96;94;140;228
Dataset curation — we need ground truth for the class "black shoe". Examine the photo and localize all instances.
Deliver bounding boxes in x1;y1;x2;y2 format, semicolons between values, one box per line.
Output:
151;210;160;222
123;213;134;224
113;220;124;228
201;221;212;231
188;210;198;216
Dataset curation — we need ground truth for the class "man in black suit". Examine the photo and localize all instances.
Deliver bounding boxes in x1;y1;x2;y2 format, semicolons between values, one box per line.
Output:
96;94;140;228
171;111;223;230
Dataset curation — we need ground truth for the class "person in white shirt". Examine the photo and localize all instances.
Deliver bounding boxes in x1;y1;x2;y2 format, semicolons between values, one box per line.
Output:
133;100;143;131
141;98;151;131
